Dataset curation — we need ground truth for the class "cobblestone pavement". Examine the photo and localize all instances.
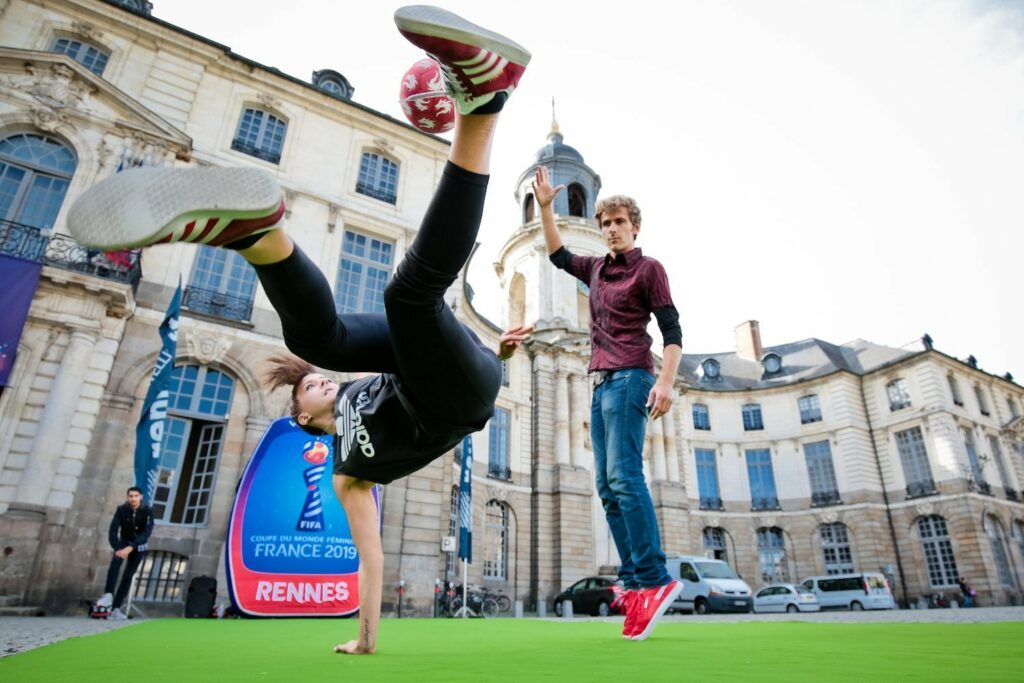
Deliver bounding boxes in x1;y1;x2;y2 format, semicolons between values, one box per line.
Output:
0;616;140;659
2;607;1022;659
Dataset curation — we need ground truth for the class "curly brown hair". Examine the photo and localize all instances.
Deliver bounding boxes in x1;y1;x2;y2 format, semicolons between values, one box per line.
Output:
264;355;317;418
594;195;642;231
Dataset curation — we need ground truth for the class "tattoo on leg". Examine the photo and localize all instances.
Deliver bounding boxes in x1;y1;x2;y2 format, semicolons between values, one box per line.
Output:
360;617;370;648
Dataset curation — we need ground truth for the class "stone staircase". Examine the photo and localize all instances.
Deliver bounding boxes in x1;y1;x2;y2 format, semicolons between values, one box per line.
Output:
0;595;43;616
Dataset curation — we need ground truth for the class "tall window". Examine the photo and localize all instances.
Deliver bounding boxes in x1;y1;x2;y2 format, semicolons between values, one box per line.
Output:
51;37;109;76
488;407;510;479
798;395;822;424
567;183;586;217
757;527;788;583
895;427;936;498
887;379;911;411
334;229;394;314
987;435;1015;497
483;501;509;580
746;448;779;510
820;523;854;575
974;385;990;416
918;515;959;588
985;516;1015;588
1014;522;1024;573
962;428;989;493
742;403;764;431
0;133;76;241
132;551;188;602
947;374;963;406
804;440;841;506
152;365;234;526
695;448;721;509
692;403;710;430
446;485;458;576
1008;397;1020;419
356;152;399;204
185;247;257;321
231;107;287;163
703;527;727;561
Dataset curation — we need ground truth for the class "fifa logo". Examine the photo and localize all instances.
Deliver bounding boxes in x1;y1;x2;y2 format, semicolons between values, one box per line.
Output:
296;440;328;532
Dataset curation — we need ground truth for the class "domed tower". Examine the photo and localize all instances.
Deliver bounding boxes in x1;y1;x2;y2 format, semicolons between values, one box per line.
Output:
495;116;604;332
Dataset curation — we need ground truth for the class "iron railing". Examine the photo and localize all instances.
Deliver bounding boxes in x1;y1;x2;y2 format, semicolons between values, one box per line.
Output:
699;496;724;511
811;491;843;507
905;480;938;498
0;219;141;289
751;496;781;511
230;139;281;164
355;181;397;205
183;285;254;322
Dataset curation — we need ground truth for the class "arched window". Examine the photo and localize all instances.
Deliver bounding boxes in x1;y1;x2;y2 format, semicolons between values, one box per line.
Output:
508;273;526;328
917;515;958;587
231;107;287;164
522;193;535;223
356;152;399;204
153;365;235;526
483;500;509;580
51;37;110;76
0;133;76;241
757;527;788;583
132;551;188;602
567;183;586;217
984;516;1015;588
820;523;854;575
185;247;257;321
703;527;727;562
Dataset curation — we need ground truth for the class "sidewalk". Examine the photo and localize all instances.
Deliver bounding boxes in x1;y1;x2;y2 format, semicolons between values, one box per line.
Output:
0;616;139;659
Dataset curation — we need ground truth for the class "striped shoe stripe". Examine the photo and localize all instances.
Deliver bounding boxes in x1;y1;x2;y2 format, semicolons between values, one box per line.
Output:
469;57;508;85
453;48;490;68
461;52;499;76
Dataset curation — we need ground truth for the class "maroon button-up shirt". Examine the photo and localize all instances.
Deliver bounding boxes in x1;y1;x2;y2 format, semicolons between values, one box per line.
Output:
550;247;676;375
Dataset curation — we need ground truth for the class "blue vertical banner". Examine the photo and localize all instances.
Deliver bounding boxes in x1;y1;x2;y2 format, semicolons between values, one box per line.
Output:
458;435;473;564
134;281;182;502
0;254;44;386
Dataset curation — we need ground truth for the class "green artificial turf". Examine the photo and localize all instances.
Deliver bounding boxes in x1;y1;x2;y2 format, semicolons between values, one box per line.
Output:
2;618;1021;682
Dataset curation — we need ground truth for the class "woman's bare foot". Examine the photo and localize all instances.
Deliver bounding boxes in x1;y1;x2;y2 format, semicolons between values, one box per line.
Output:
334;640;375;655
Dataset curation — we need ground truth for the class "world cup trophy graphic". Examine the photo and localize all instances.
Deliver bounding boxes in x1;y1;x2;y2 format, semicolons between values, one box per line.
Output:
296;440;329;532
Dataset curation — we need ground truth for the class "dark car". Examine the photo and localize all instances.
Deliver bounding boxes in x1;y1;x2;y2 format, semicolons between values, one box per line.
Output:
553;576;623;617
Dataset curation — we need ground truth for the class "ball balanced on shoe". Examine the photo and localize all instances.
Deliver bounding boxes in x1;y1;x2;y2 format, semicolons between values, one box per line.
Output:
399;58;455;133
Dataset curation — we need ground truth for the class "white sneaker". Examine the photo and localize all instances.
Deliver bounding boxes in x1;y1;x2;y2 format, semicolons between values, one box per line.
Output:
96;592;113;607
108;607;127;620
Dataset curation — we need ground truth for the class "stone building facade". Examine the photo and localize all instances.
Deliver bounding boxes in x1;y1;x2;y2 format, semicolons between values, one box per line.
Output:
0;0;1021;618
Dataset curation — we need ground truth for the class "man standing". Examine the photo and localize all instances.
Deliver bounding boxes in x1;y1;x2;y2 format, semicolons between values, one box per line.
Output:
97;486;153;620
534;167;683;641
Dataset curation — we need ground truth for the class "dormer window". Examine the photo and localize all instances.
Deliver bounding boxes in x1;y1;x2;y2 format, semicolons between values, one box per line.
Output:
312;69;354;100
762;353;782;374
701;359;720;381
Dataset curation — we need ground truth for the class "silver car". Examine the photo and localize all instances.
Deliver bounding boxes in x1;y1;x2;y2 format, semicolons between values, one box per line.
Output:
753;583;821;613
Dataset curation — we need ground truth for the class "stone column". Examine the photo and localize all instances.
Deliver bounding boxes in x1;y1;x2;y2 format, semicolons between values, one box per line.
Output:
554;370;570;466
650;414;667;482
569;374;588;468
14;328;98;509
665;406;680;484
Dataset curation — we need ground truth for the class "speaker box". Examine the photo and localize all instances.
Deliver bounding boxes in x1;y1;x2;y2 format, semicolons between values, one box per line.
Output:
185;575;217;618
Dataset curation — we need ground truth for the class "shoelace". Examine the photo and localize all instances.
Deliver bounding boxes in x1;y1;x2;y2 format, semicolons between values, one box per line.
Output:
429;54;470;95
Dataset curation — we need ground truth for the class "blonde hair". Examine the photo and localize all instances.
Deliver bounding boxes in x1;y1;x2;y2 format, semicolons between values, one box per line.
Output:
264;355;317;418
594;195;641;229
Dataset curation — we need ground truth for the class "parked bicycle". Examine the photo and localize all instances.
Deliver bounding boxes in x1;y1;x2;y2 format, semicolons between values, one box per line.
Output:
450;584;500;617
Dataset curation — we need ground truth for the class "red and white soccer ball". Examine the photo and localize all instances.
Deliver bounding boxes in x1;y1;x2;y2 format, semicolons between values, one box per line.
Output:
399;59;454;134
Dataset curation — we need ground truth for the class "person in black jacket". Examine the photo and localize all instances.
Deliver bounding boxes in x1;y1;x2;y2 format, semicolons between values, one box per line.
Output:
98;486;154;619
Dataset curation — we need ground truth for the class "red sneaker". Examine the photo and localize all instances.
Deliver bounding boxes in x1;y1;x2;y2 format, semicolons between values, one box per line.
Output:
67;167;285;250
629;580;682;641
394;5;530;115
614;590;639;639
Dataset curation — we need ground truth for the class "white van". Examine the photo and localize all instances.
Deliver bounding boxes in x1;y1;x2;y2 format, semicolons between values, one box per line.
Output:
666;555;753;614
800;573;896;610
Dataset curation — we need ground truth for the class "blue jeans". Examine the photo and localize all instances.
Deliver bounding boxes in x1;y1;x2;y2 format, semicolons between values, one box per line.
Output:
592;368;671;588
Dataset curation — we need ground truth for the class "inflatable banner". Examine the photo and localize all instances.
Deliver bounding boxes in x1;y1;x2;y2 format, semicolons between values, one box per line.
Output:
226;417;379;616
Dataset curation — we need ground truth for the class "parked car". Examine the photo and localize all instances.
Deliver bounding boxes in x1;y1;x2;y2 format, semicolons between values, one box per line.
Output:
753;583;821;613
800;573;896;610
666;555;753;614
553;576;623;616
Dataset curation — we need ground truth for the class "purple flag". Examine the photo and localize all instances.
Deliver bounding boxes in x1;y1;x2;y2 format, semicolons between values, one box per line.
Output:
0;254;43;386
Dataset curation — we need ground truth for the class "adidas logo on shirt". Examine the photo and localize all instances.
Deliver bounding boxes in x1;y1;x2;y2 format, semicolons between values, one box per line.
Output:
336;391;375;461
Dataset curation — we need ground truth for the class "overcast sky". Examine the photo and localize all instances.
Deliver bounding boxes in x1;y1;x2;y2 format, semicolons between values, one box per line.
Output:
155;1;1024;379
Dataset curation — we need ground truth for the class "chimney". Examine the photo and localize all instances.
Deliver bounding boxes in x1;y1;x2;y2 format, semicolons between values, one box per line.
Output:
735;320;763;361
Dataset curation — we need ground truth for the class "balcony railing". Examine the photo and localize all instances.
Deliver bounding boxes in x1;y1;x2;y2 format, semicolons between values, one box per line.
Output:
906;480;938;498
355;181;397;205
488;464;511;481
699;496;724;511
0;220;141;289
751;496;780;511
811;491;842;507
230;139;281;164
1006;488;1020;502
183;285;254;322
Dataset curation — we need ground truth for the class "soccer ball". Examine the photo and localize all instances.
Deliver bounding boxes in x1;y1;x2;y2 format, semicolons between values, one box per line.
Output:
399;59;454;134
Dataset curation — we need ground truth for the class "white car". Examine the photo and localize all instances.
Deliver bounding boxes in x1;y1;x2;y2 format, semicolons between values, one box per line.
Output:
753;583;821;613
